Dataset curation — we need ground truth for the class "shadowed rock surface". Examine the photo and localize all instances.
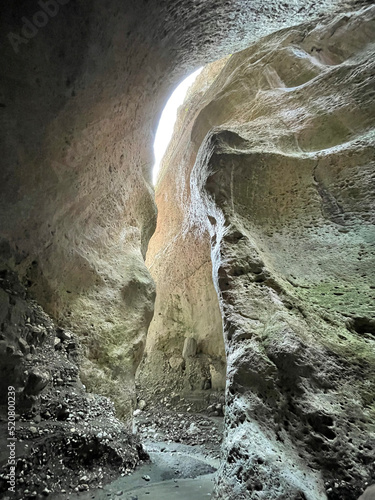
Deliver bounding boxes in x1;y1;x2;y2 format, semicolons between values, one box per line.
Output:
0;271;148;500
0;0;357;419
0;0;374;499
142;5;375;499
137;59;229;408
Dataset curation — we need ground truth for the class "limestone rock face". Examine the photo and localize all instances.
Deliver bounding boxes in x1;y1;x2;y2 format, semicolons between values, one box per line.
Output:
0;0;347;419
204;9;375;499
137;60;229;404
1;0;374;498
0;270;146;500
144;6;375;499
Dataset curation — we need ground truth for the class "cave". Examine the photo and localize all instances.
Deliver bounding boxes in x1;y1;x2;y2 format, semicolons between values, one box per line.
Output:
0;1;375;499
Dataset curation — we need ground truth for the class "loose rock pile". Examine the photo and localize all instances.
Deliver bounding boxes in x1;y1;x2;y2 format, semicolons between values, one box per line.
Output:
136;382;225;415
0;271;147;500
134;405;224;458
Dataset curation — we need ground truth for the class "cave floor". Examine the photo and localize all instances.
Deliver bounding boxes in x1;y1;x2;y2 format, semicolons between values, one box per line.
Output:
78;441;219;500
50;412;223;500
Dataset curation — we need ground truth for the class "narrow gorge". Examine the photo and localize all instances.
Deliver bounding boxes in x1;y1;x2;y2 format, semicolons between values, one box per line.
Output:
0;1;374;499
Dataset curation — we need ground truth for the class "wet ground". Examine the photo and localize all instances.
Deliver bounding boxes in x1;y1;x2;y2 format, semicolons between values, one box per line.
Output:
0;271;224;500
1;405;223;500
52;440;220;500
48;412;224;500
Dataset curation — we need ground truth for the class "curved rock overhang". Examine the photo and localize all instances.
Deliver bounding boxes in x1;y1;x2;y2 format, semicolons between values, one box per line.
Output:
0;0;353;416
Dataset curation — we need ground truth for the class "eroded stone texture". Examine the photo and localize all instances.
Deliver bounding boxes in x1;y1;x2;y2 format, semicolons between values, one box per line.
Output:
0;270;147;499
148;6;375;499
137;60;229;407
0;0;348;419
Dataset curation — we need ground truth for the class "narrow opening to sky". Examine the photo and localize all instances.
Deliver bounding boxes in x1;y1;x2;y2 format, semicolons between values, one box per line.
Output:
153;67;203;185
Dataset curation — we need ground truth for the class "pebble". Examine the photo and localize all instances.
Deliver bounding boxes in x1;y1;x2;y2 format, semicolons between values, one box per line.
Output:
138;400;146;410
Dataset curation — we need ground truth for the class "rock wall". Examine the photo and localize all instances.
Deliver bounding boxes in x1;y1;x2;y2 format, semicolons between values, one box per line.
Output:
137;61;229;408
0;0;346;419
146;6;375;499
0;270;147;499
